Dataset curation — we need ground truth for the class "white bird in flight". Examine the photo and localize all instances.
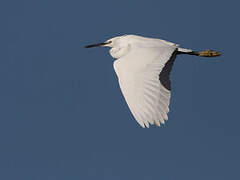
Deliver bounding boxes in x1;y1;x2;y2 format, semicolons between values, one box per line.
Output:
85;35;221;128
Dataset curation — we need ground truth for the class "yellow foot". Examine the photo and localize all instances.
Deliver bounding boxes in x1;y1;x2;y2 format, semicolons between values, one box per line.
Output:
198;50;221;57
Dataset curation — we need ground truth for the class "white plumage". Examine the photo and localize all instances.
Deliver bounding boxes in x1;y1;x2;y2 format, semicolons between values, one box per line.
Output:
85;34;221;128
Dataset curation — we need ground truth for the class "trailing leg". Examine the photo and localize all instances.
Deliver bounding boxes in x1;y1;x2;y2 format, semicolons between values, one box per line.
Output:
177;48;221;57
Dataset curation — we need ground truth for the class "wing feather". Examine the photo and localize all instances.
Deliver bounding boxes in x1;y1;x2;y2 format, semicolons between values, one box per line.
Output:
113;43;177;127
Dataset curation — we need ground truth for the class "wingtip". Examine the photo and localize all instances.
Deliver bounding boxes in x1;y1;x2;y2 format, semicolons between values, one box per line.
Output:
154;120;161;127
145;122;150;128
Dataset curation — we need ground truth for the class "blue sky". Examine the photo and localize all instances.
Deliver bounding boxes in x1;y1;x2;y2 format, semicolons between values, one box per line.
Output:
1;0;240;179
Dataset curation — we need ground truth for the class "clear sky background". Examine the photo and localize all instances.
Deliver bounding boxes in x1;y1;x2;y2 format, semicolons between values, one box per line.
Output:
1;0;240;179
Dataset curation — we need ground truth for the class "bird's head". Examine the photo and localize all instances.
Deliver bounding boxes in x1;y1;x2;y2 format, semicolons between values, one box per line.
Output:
85;36;126;48
85;35;131;59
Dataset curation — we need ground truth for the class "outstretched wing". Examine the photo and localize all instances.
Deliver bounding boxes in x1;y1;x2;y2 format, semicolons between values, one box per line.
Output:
113;44;177;128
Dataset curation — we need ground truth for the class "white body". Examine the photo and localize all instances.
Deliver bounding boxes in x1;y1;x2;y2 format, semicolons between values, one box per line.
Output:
106;35;192;127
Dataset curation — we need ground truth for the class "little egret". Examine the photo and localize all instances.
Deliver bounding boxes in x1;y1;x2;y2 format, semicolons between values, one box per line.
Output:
85;35;221;128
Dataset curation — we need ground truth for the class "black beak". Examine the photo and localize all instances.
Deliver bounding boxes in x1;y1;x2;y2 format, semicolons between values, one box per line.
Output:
84;41;111;48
